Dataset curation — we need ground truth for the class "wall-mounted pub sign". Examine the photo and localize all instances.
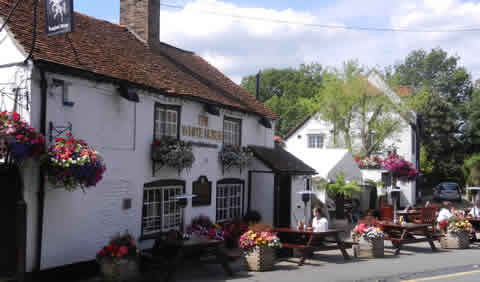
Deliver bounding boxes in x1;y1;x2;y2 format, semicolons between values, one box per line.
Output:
44;0;74;36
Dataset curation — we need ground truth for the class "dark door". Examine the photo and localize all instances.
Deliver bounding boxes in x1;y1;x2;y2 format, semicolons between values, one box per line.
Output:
0;165;21;275
274;174;291;227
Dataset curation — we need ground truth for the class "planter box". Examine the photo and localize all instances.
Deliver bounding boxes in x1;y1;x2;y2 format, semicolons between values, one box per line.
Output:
353;237;384;258
99;258;139;282
243;246;275;271
440;232;470;249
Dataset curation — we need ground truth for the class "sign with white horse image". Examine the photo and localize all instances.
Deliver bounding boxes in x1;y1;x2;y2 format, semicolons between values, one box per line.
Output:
44;0;74;36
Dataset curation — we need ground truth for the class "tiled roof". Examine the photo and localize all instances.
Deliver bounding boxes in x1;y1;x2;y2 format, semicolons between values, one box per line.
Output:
0;0;276;119
249;144;317;175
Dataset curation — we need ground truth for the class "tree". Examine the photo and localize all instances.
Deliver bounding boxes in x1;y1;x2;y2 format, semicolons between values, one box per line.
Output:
240;63;323;137
393;48;474;186
465;82;480;151
326;172;361;219
311;61;403;156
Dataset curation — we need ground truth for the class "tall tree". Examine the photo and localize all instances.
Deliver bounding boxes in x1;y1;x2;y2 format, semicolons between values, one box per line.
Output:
393;48;474;185
240;63;323;137
311;61;403;156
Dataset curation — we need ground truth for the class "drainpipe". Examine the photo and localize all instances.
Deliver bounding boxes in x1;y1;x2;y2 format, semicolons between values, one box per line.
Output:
35;68;47;272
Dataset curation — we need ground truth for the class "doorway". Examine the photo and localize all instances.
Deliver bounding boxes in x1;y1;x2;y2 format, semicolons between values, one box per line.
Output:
274;174;291;227
0;165;22;275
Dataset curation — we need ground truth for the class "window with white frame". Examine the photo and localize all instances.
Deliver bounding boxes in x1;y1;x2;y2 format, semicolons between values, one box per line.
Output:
154;103;180;139
307;134;324;148
216;180;243;222
142;181;184;236
223;117;241;146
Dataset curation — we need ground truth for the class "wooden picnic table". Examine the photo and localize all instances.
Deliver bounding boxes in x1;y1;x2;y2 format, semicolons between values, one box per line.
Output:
396;210;421;222
380;222;440;255
273;227;353;265
142;237;233;282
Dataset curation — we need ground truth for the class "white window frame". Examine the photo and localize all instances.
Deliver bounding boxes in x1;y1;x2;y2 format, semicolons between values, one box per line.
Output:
154;103;179;139
216;181;243;223
142;183;184;236
307;134;324;148
223;117;241;146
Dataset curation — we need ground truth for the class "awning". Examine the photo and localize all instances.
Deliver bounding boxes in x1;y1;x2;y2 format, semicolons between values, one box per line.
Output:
249;144;317;175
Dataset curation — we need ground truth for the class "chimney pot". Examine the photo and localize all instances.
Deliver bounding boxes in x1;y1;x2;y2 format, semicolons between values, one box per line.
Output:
120;0;160;43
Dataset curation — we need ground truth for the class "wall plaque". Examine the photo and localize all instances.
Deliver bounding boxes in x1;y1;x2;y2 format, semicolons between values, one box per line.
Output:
192;176;211;206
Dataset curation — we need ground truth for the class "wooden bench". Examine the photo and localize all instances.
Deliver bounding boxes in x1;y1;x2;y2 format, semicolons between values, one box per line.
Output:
273;228;352;265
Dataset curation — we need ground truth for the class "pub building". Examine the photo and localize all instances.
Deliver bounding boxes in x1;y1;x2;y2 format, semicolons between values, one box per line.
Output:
0;0;316;278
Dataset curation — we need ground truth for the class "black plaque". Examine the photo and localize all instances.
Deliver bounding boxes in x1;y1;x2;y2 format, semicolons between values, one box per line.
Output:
192;176;211;206
44;0;74;36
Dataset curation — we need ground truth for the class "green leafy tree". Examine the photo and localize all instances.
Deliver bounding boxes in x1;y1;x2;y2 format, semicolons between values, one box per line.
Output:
311;61;403;156
393;48;474;186
465;82;480;151
240;63;323;137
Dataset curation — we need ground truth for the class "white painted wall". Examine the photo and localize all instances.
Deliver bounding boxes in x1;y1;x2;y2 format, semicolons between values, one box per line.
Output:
26;69;276;270
285;112;417;207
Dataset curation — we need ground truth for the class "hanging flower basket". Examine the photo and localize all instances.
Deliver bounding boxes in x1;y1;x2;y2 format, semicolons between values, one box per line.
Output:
151;137;195;173
42;134;106;191
382;153;418;180
354;155;383;169
0;111;45;164
97;233;140;281
219;145;253;172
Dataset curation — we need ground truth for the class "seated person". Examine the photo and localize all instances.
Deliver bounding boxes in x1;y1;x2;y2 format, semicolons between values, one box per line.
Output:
312;207;328;232
468;199;480;218
437;201;453;232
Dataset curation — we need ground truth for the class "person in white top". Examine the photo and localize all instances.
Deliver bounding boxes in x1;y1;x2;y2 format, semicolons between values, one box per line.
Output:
468;199;480;218
312;207;328;232
437;201;453;232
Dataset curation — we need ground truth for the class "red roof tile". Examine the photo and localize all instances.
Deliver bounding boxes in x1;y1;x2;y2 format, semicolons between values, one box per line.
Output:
0;0;276;118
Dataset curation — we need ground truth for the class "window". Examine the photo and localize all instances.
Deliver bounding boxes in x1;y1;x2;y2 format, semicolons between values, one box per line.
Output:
142;180;185;236
216;179;244;222
154;103;180;139
223;117;241;146
308;134;324;148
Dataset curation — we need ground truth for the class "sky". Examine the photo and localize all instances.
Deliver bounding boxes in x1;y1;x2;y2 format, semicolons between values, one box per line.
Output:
75;0;480;84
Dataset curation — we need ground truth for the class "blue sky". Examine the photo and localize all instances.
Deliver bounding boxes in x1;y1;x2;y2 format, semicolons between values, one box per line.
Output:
75;0;480;83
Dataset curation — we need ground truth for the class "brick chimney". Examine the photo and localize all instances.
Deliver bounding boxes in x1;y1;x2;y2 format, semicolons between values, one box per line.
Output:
120;0;160;43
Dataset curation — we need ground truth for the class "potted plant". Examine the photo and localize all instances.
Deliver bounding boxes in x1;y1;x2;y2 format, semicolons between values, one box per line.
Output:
0;111;45;165
151;137;195;174
440;216;471;249
96;233;140;282
186;215;226;241
42;134;106;191
219;145;253;172
352;224;384;258
238;224;281;271
326;172;361;220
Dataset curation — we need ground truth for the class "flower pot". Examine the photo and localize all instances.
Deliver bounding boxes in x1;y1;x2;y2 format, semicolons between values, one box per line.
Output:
353;237;384;258
243;246;275;271
99;258;139;282
440;231;470;249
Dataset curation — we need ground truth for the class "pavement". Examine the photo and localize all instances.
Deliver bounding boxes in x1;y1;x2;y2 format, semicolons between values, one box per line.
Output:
74;240;480;282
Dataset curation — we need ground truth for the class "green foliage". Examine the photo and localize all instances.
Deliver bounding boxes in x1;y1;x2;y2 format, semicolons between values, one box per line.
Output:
326;172;361;198
312;176;328;191
465;86;480;148
393;48;474;186
240;63;323;137
462;154;480;186
312;60;403;156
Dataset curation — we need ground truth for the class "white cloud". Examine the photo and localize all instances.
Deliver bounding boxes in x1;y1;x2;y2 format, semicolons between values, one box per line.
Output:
160;0;480;84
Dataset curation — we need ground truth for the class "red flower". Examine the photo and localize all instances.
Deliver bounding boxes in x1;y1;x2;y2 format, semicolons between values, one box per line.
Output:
66;133;71;137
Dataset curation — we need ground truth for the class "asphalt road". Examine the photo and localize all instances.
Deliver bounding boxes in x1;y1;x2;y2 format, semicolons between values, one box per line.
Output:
171;241;480;282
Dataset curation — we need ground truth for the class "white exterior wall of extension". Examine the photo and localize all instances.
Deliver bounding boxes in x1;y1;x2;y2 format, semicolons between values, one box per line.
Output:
13;67;276;270
285;113;417;207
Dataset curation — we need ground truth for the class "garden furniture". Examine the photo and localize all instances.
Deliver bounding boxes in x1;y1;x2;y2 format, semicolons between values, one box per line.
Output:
411;207;438;231
380;222;441;255
273;228;354;266
141;231;234;282
379;206;393;221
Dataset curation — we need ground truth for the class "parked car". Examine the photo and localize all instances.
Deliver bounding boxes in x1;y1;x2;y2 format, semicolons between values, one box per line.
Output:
433;182;462;201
